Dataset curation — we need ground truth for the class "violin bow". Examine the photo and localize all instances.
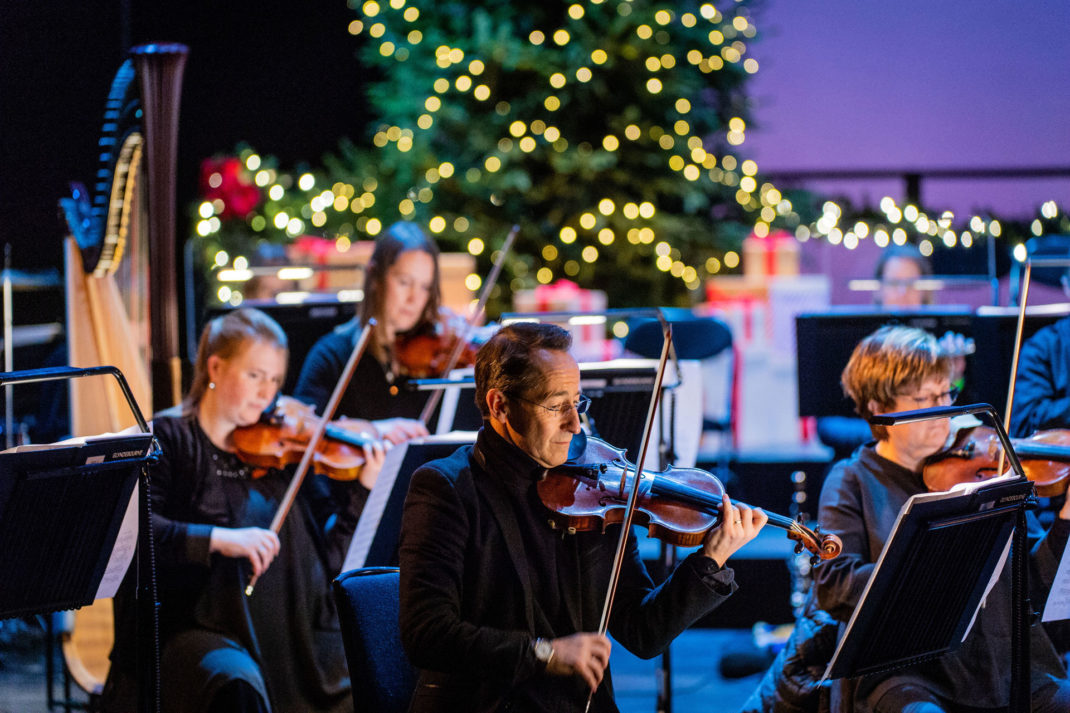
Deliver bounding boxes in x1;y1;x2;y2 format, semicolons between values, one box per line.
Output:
246;318;376;595
417;223;519;426
999;261;1035;476
584;318;673;711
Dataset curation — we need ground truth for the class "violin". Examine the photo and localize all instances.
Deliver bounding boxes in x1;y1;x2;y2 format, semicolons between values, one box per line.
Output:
537;435;843;561
232;396;377;481
244;320;376;596
923;425;1070;496
398;225;518;383
395;316;480;379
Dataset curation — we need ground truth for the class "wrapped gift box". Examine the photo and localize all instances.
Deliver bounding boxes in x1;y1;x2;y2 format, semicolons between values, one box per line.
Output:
513;279;608;361
743;230;799;279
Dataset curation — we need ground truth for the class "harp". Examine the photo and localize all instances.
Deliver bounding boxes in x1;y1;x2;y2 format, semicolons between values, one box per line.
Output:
57;44;188;699
61;44;188;435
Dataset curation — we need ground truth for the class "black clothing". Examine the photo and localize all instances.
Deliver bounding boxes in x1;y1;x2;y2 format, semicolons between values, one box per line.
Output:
148;409;365;712
293;318;431;420
399;425;737;713
814;443;1070;712
738;593;838;713
1010;316;1070;438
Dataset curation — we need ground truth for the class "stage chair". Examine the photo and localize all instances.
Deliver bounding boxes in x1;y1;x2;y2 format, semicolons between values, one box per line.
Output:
623;311;735;463
1009;233;1070;304
332;567;416;713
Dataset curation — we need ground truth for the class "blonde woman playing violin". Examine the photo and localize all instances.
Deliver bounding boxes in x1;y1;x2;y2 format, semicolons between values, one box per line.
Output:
102;308;381;713
815;325;1070;713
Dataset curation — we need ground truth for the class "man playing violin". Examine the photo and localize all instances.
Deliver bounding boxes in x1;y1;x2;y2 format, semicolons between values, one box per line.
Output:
815;324;1070;713
398;322;767;712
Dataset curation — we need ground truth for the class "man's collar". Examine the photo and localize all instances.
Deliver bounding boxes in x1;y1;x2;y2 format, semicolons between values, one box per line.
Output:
476;422;545;483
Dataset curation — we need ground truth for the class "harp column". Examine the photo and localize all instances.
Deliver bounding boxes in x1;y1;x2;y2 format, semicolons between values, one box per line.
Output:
132;43;188;410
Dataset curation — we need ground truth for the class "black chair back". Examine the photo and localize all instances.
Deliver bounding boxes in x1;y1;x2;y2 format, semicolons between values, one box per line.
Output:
624;314;733;361
332;566;416;713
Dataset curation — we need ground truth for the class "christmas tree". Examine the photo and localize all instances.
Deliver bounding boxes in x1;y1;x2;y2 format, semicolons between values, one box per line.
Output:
332;0;770;308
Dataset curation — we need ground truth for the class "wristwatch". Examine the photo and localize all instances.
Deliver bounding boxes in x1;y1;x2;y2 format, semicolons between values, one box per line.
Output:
533;638;555;670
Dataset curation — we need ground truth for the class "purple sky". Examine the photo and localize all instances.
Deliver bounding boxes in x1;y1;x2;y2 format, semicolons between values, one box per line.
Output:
745;0;1070;218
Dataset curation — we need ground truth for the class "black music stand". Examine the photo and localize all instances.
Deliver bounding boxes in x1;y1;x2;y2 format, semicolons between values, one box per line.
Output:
0;433;152;617
0;366;159;713
823;403;1034;713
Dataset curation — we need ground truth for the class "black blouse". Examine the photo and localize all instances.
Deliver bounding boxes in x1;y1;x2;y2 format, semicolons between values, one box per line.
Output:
150;408;366;712
292;319;432;421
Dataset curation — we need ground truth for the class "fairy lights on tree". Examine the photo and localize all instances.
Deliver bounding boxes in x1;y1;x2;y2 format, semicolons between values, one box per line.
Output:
197;0;778;308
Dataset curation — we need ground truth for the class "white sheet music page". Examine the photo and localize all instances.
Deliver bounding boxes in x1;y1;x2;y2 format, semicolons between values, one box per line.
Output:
341;439;411;574
340;431;479;574
1043;542;1070;622
96;482;139;599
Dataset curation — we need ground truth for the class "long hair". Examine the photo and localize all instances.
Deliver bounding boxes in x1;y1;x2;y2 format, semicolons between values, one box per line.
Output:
183;308;289;412
358;222;441;349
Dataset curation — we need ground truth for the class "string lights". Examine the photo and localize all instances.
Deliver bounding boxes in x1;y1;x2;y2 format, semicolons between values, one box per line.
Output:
193;1;1066;308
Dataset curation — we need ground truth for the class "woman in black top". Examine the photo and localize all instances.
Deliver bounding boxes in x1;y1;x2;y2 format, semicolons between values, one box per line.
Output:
107;308;376;713
294;221;445;443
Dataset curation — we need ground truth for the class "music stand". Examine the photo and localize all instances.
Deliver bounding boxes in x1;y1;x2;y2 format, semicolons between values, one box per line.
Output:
0;365;159;713
823;403;1033;713
0;433;152;617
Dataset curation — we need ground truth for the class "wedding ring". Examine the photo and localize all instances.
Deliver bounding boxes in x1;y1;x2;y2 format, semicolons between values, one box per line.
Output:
733;519;742;525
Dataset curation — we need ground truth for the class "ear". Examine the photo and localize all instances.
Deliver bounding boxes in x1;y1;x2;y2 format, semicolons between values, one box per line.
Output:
486;388;510;426
867;399;884;417
206;354;226;386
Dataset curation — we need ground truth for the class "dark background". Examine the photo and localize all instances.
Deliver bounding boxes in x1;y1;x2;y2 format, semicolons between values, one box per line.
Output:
0;1;372;439
0;0;369;295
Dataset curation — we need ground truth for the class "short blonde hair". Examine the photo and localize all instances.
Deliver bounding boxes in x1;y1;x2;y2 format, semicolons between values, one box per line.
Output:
841;325;950;440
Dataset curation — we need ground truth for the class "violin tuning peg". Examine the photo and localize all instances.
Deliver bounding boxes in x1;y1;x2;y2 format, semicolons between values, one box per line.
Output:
809;555;820;567
793;542;803;555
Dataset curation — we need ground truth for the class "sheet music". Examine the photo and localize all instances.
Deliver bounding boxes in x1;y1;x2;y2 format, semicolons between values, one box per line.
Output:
433;367;474;435
0;428;143;454
341;431;478;573
95;482;139;598
1043;541;1070;622
0;430;151;614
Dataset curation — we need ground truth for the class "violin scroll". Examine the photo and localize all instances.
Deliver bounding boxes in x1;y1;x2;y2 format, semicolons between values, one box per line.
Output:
786;523;843;562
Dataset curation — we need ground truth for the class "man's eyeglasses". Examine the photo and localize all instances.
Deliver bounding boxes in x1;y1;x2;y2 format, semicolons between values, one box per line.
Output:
511;393;592;417
899;386;961;409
